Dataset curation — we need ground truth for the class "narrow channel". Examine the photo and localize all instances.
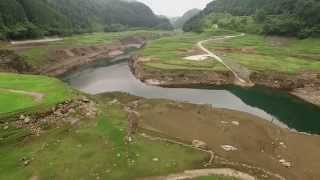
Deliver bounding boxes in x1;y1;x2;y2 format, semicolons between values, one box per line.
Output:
62;55;320;134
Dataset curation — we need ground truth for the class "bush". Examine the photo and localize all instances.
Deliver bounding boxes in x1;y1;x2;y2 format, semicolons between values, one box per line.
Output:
0;32;5;40
254;9;267;23
6;22;43;40
263;15;302;36
104;24;128;32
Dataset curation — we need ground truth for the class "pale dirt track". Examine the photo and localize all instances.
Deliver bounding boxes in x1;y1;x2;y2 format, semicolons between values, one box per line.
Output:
197;34;254;86
0;88;44;102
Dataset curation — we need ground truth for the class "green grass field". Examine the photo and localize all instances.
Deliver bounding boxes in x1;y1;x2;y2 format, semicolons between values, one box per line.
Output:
141;31;236;72
141;30;320;75
0;73;73;117
0;95;207;180
206;34;320;74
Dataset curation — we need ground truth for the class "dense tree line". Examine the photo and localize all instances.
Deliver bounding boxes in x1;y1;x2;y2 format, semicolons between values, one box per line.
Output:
184;0;320;38
0;0;173;40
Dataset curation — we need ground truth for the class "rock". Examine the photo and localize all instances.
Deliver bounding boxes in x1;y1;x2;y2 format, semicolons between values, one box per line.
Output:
3;125;9;130
279;142;287;148
152;157;159;162
54;111;63;117
68;108;76;113
24;117;31;123
279;159;292;168
116;153;121;157
19;115;25;120
220;121;228;124
221;145;238;152
23;160;30;166
81;97;90;103
108;99;119;105
231;121;240;126
105;169;111;173
67;117;80;125
192;140;207;149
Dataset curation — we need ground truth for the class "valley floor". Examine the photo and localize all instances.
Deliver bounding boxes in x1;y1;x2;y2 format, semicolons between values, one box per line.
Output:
1;30;320;180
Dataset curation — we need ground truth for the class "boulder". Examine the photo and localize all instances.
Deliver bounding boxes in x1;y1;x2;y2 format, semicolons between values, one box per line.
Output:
192;140;207;149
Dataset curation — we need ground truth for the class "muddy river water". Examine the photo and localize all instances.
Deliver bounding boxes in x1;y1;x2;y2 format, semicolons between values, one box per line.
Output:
63;56;320;134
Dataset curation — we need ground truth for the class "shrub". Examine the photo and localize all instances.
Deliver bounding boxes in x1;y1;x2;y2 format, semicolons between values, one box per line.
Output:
104;24;128;32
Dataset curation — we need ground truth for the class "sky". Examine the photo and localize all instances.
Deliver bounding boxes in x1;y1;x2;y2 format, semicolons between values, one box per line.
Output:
136;0;212;17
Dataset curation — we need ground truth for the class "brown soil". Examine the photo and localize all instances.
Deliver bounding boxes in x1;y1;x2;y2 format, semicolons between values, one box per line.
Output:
0;49;35;73
112;94;320;180
129;56;235;86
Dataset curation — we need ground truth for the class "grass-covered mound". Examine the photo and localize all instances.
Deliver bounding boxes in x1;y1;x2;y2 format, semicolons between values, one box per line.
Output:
0;73;73;117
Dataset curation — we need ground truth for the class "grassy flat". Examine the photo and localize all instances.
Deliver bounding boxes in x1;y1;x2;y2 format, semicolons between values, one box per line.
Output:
17;31;169;69
141;31;233;72
0;73;73;117
0;89;36;114
206;34;320;74
0;95;206;180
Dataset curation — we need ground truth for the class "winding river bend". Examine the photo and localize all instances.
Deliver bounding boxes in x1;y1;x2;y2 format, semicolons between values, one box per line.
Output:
63;55;320;134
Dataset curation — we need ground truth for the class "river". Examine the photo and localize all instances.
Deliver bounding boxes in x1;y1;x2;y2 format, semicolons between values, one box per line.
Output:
62;56;320;134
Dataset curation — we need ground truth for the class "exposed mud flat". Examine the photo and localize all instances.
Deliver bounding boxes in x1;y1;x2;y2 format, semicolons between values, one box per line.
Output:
110;93;320;180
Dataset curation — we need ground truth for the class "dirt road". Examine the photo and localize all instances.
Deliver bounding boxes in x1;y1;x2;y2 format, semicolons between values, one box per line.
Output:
197;34;253;86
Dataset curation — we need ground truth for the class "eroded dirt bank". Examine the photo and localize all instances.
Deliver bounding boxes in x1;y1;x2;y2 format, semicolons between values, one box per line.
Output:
0;36;146;77
42;37;146;76
129;56;320;106
0;49;35;73
108;92;320;180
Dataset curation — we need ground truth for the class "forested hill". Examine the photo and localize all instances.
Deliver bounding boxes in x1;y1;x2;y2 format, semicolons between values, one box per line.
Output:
183;0;320;38
0;0;173;40
172;9;200;29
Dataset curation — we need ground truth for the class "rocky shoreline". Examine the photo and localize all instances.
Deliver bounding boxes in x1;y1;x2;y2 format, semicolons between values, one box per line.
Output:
129;56;320;107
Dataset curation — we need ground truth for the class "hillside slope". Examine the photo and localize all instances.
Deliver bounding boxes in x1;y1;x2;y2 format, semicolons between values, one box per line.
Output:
173;9;200;29
0;0;172;40
183;0;320;38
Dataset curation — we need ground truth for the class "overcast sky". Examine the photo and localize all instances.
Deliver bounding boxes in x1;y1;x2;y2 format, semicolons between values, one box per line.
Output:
136;0;212;17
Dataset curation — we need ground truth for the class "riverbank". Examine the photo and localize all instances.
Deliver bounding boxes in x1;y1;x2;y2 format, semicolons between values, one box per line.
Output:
1;31;320;179
132;33;320;106
102;92;320;180
130;56;320;106
0;31;170;76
